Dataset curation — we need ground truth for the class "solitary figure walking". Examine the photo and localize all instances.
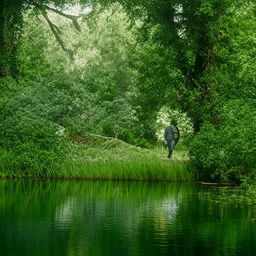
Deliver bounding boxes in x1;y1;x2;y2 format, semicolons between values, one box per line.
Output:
164;121;180;158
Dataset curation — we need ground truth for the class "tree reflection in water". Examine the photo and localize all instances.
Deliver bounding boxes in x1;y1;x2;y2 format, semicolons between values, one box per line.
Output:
0;180;255;256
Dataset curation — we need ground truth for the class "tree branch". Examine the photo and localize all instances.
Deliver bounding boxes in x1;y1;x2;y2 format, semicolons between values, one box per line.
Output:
42;12;74;61
32;2;81;32
43;4;81;32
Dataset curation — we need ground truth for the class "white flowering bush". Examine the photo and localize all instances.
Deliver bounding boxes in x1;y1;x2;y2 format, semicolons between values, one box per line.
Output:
156;106;194;143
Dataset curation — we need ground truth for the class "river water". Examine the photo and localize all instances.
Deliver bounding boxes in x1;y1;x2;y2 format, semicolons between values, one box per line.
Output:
0;180;255;256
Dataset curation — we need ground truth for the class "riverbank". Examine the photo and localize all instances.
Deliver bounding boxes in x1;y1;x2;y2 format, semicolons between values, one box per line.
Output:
0;134;197;182
56;147;195;182
53;133;196;182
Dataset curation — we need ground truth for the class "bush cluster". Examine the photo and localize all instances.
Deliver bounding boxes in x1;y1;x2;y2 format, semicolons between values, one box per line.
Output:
0;71;141;173
189;100;256;183
0;115;66;174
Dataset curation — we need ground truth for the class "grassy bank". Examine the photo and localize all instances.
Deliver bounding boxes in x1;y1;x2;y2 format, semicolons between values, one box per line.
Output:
0;134;197;182
50;134;196;182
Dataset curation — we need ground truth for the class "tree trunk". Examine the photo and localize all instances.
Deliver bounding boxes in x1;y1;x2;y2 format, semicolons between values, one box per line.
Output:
0;0;23;78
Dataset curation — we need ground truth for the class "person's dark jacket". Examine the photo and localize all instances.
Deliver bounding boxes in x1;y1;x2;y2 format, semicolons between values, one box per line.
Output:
164;125;180;144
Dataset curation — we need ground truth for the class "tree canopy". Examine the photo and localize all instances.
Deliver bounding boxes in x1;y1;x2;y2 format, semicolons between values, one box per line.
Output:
1;0;256;183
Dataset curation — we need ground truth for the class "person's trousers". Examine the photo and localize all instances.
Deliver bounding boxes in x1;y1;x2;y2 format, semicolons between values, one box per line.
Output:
167;140;176;157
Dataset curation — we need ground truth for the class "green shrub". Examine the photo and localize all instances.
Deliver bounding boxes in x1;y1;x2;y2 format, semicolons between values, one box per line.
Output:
117;129;135;144
189;100;256;183
0;115;66;175
102;121;116;137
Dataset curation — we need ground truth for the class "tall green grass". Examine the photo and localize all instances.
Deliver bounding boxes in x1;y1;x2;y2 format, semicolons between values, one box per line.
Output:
46;142;197;181
0;136;197;182
51;159;195;182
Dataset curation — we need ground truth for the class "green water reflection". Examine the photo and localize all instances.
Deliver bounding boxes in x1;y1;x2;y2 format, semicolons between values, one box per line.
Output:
0;180;255;256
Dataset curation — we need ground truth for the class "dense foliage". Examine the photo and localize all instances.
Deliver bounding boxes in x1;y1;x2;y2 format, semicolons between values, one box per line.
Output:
0;0;255;183
188;2;256;183
189;100;256;183
0;4;157;172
